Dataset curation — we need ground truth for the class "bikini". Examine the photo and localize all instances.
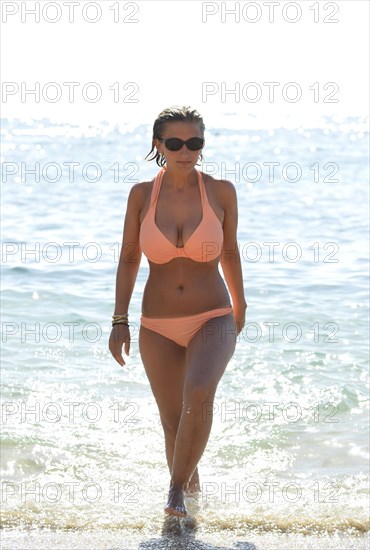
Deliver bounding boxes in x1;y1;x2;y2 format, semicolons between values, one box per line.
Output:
139;167;233;347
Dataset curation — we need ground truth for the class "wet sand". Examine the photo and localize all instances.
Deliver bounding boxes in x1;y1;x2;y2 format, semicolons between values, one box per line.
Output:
1;523;369;550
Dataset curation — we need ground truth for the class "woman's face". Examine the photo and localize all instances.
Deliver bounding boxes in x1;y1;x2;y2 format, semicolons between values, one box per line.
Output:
155;121;204;169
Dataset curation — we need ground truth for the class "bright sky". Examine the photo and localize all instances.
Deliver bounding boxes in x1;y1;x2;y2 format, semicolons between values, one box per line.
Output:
1;0;369;127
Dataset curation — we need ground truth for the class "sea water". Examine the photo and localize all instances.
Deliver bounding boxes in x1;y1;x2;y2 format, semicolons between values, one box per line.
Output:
1;115;369;548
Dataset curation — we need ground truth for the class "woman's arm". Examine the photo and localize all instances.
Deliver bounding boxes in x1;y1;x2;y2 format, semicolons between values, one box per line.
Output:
219;180;247;332
109;184;143;365
113;183;143;315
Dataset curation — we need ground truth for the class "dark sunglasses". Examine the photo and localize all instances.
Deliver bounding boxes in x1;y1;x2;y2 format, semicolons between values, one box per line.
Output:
159;137;204;151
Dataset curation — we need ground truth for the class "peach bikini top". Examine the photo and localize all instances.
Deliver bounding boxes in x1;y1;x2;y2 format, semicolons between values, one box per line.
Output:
139;167;223;264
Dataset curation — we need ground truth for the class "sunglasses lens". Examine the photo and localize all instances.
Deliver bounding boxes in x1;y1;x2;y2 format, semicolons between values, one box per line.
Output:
187;137;204;151
163;137;204;151
164;138;183;151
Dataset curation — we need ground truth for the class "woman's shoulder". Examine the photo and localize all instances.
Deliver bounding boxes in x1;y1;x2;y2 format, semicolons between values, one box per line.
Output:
201;170;235;187
128;178;154;200
200;171;236;202
127;178;155;216
130;177;154;191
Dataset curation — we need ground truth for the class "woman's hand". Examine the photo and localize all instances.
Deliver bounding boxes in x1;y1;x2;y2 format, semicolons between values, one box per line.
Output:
109;324;130;366
233;304;247;336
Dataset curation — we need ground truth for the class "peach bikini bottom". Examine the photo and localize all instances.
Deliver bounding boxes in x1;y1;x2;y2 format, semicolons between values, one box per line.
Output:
140;306;234;348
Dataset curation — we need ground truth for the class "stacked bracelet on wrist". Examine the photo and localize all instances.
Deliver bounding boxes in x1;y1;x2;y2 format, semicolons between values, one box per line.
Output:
112;313;129;327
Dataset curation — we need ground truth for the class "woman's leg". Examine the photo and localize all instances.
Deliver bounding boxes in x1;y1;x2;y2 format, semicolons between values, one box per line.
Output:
138;324;200;495
166;312;237;513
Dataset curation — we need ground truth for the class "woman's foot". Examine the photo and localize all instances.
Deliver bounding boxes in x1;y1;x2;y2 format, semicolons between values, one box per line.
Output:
184;480;201;495
164;484;187;517
185;469;201;495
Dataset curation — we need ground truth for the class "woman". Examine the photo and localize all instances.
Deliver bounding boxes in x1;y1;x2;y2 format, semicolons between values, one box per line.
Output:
109;106;247;518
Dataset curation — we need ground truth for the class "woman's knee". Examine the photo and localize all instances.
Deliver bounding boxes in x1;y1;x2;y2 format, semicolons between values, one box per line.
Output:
160;414;181;441
183;383;216;410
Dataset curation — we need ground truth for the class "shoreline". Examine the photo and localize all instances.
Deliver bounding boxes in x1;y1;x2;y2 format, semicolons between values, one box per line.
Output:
1;526;369;550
